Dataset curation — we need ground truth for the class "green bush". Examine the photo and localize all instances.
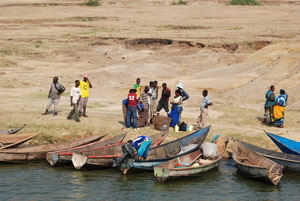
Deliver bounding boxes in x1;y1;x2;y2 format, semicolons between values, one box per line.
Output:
228;0;261;5
84;0;100;6
171;0;187;5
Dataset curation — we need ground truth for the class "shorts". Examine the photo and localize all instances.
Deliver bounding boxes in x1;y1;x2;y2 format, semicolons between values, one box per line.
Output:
157;101;169;113
79;97;89;111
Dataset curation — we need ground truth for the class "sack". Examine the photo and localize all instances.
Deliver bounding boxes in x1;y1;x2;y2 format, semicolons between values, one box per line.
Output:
179;122;187;131
201;142;218;159
54;83;64;94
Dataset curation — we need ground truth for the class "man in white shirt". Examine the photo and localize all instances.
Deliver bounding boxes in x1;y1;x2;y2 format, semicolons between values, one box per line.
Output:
67;80;81;122
196;89;212;129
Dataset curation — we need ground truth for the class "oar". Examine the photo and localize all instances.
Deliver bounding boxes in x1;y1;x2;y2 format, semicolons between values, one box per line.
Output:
188;153;202;166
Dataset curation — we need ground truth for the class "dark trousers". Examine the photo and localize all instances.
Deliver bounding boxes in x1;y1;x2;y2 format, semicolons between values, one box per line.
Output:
126;106;137;129
67;103;80;122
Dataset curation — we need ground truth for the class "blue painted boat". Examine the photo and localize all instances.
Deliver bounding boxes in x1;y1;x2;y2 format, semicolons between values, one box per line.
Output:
120;126;211;173
265;131;300;156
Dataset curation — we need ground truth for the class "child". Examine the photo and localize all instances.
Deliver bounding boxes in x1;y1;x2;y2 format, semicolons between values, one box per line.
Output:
67;80;81;122
197;90;212;129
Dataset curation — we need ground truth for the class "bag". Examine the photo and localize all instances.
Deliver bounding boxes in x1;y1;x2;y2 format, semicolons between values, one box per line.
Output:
179;122;187;131
54;83;64;94
200;142;218;159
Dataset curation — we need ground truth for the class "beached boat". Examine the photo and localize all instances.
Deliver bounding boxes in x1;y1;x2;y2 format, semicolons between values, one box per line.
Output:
154;135;228;183
265;131;300;156
232;140;283;185
72;132;167;169
0;132;41;150
120;126;211;174
0;134;106;162
46;133;127;166
241;141;300;173
0;124;26;135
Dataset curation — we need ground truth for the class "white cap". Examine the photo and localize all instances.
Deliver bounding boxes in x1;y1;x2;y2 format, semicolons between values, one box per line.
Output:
176;83;184;89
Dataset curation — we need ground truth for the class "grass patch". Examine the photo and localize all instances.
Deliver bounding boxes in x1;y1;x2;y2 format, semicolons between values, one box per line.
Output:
83;0;100;6
171;0;187;5
88;102;106;108
0;44;34;57
228;0;261;5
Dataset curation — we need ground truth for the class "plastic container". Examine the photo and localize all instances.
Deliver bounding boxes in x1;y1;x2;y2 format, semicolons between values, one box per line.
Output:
175;125;179;132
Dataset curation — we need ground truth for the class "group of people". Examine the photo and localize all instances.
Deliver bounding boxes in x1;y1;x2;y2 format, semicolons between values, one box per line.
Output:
42;75;92;122
262;85;288;128
123;78;213;130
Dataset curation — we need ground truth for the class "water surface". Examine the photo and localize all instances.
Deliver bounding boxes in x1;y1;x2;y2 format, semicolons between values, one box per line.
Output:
1;160;300;200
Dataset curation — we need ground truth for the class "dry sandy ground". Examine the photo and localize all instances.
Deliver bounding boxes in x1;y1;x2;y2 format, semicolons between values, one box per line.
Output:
0;0;300;149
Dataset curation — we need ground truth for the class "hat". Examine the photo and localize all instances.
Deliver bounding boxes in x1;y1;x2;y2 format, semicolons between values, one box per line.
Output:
176;83;184;89
83;75;88;78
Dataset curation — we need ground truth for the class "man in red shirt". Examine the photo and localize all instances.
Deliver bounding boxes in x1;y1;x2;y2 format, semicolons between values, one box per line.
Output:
126;89;139;130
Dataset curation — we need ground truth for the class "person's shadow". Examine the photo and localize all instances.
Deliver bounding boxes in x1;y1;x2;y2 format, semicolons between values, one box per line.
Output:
256;117;274;127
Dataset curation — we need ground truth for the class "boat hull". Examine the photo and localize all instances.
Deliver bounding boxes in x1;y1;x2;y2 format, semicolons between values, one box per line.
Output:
46;133;126;166
71;132;167;169
121;126;211;172
0;134;106;162
266;131;300;156
233;140;283;185
242;141;300;173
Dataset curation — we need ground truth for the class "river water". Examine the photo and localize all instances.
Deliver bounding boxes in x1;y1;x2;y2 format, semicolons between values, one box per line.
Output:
1;160;300;200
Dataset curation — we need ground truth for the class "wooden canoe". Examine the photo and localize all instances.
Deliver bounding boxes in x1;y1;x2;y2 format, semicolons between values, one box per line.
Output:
0;134;106;162
0;124;26;135
72;132;167;169
265;131;300;156
120;126;210;173
0;132;39;145
154;135;228;183
0;132;41;150
241;141;300;173
46;133;127;166
232;140;283;185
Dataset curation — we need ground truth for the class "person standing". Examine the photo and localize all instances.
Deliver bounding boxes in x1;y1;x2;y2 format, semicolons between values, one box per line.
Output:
79;75;92;117
169;89;183;126
126;89;139;130
149;81;158;122
157;83;171;115
196;90;212;129
132;136;152;160
42;76;65;116
67;80;81;122
176;82;189;101
134;78;141;99
272;89;288;128
140;86;150;125
262;85;276;124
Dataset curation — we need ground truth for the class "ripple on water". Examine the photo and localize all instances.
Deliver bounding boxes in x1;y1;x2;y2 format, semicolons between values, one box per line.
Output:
1;160;300;200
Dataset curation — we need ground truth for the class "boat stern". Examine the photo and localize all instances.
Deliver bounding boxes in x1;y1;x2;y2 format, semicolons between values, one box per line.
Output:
154;167;169;183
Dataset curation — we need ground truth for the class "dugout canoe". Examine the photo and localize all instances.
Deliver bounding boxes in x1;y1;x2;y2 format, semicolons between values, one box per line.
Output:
232;140;283;185
154;135;228;183
120;126;210;174
0;124;26;135
0;132;41;150
241;141;300;173
72;132;167;169
46;133;127;166
0;132;39;145
265;131;300;156
0;134;106;162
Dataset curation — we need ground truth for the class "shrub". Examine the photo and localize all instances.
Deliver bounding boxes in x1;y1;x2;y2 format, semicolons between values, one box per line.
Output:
228;0;261;5
171;0;187;5
84;0;100;6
